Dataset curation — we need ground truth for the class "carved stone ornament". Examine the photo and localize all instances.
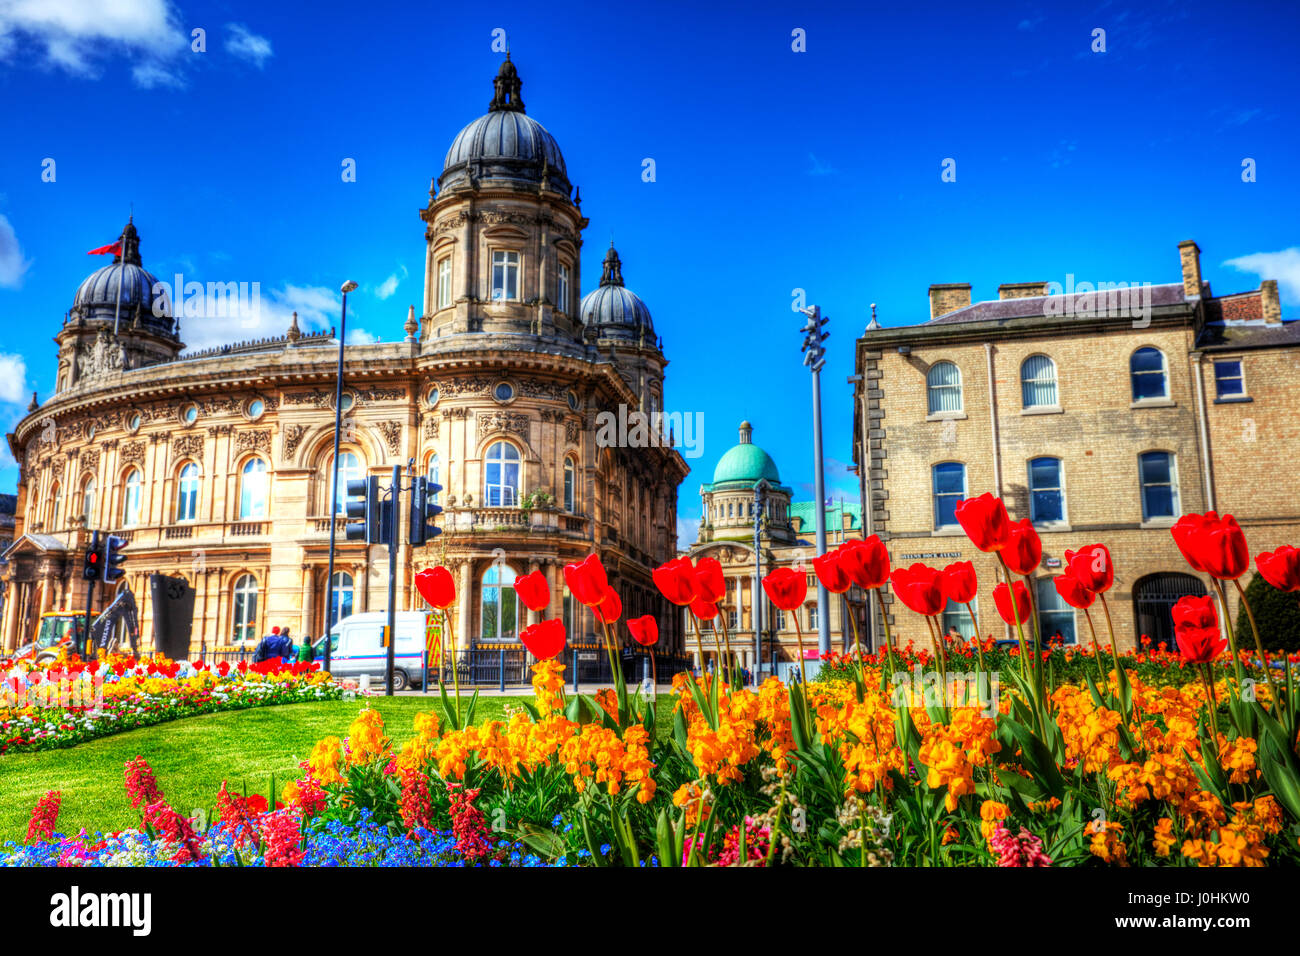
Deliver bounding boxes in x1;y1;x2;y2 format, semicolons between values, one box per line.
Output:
477;411;529;438
565;419;581;445
234;429;272;454
282;423;307;459
423;417;440;439
120;440;146;466
377;421;402;455
171;434;204;463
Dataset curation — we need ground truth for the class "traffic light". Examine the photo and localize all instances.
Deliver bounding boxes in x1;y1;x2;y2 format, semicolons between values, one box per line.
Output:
83;530;101;580
102;534;128;584
345;475;381;544
409;476;444;546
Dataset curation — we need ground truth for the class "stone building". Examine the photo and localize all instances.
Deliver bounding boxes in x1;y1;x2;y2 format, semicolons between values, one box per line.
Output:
685;421;868;670
852;240;1299;653
2;56;689;657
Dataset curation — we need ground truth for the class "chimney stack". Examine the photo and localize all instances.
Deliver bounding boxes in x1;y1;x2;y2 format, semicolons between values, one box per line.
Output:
1261;279;1282;325
1178;240;1205;298
929;283;972;319
998;282;1050;300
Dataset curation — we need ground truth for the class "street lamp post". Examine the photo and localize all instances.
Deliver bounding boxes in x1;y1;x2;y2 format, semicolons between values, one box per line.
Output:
800;305;832;656
324;279;359;671
752;479;768;681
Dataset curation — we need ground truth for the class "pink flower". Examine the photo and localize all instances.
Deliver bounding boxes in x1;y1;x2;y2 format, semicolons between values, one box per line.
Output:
988;822;1052;867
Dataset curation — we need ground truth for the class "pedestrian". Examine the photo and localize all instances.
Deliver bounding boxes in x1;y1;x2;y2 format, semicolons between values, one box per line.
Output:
251;626;280;664
298;635;315;664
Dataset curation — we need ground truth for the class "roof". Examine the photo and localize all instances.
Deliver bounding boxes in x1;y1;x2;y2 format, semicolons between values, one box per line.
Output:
925;283;1187;326
1;533;68;561
1195;319;1300;352
789;500;862;533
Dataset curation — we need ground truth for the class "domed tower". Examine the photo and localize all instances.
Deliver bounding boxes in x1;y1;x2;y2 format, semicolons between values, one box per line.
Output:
419;55;587;341
698;421;795;544
579;243;666;415
55;217;182;392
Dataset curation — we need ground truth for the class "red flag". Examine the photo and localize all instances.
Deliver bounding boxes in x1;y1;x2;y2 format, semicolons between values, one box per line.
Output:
87;241;122;256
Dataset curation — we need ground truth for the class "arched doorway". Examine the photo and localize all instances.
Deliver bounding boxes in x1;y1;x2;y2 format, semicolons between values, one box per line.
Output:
1133;572;1206;650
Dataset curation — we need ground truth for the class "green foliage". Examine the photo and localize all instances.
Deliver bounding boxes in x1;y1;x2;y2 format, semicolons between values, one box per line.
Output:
1235;572;1300;654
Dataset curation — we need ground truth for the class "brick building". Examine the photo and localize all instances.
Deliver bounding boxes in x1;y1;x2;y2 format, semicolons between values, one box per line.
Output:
851;240;1299;653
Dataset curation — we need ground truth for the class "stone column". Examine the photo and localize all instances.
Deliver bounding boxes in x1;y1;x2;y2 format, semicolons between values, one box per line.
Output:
458;559;473;656
1;583;19;651
527;559;541;627
301;567;314;640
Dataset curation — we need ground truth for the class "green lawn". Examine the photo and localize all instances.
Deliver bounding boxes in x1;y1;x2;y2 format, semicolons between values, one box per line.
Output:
0;695;524;843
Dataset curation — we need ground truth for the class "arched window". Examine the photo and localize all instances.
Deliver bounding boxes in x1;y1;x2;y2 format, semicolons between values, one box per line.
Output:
231;574;259;643
81;476;97;526
122;468;144;527
329;570;353;628
481;563;519;641
931;462;966;529
48;482;62;530
330;451;362;515
484;441;520;507
1130;347;1168;401
1020;355;1058;407
239;457;269;519
1028;457;1065;524
926;361;963;414
426;453;441;503
176;462;200;522
1139;451;1180;520
563;457;576;513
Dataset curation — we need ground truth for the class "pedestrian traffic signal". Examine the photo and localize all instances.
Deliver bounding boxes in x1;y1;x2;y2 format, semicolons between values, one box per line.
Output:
83;530;101;580
409;476;444;546
345;475;381;544
102;534;128;583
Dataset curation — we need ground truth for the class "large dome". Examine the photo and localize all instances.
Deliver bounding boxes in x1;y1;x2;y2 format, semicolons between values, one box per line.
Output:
438;56;569;192
580;245;653;340
71;218;173;327
712;422;781;485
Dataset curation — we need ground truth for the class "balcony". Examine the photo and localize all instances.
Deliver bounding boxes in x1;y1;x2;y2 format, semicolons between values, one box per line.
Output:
437;507;590;538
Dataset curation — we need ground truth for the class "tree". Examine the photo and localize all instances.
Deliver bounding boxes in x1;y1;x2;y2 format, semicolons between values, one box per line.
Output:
1234;572;1300;655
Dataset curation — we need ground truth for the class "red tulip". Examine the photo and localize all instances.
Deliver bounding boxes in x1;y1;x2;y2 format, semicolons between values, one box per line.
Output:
520;619;566;660
564;553;609;607
693;556;726;604
889;563;945;617
993;581;1032;625
939;560;978;605
954;493;1012;553
594;585;622;624
1064;544;1113;594
1256;546;1300;593
838;535;890;589
1171;511;1249;580
1002;519;1042;576
762;566;808;612
1053;571;1095;609
512;570;550;612
690;597;720;620
627;615;659;646
415;566;456;609
813;549;852;594
1171;594;1217;631
653;556;697;606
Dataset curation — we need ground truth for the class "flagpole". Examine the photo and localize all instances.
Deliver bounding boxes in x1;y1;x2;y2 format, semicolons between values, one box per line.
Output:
112;221;125;337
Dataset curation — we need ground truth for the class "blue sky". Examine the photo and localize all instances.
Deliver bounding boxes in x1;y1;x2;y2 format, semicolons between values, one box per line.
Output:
1;0;1297;548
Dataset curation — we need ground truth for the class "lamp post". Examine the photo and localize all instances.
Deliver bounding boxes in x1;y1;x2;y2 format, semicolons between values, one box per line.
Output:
800;305;832;656
324;279;359;671
752;479;768;681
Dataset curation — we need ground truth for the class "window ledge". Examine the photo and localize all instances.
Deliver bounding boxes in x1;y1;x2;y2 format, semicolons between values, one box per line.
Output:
1020;405;1064;416
1140;517;1177;529
931;526;969;536
1130;398;1176;409
1032;522;1071;532
926;411;968;422
1213;395;1252;404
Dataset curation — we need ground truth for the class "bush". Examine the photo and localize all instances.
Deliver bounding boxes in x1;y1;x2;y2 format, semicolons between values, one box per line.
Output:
1234;572;1300;654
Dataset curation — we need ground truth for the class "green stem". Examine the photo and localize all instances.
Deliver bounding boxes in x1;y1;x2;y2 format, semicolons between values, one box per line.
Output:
1233;578;1279;714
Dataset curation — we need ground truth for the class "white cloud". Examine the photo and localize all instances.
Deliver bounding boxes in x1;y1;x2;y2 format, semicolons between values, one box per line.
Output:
0;215;30;288
1224;248;1300;306
676;516;699;552
224;23;271;68
346;328;378;345
178;282;342;352
374;265;408;300
0;0;188;86
132;61;182;89
0;353;29;404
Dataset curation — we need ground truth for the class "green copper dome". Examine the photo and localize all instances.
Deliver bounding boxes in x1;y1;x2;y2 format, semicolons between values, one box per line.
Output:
712;421;780;485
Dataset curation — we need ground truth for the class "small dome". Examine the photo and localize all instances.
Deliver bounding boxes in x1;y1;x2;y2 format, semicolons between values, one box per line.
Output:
712;422;781;485
71;218;174;329
579;245;653;340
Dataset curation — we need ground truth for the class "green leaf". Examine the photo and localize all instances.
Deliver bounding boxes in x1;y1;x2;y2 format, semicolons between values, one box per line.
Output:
656;810;677;868
464;691;480;728
1257;733;1300;822
517;698;540;722
1006;720;1065;800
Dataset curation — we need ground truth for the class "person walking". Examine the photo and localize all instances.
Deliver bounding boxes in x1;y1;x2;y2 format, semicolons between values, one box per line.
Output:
251;626;281;664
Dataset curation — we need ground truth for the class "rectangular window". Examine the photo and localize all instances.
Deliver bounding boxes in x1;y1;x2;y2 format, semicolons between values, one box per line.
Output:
932;462;966;529
728;609;738;630
437;257;452;309
491;250;520;301
1139;451;1180;520
1028;457;1065;524
1036;578;1076;644
807;604;818;630
941;598;975;640
557;262;570;313
1214;359;1244;398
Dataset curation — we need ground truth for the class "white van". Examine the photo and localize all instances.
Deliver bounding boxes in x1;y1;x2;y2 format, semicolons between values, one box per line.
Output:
314;611;434;691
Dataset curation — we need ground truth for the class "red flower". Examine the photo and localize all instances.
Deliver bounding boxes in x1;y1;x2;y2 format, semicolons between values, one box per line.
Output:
1171;594;1217;631
1256;546;1300;593
693;556;726;603
627;615;659;646
1171;511;1249;580
1002;519;1042;576
762;566;808;612
813;549;852;594
1053;571;1096;609
1175;620;1226;664
690;597;720;620
954;493;1012;553
653;556;697;606
512;570;550;612
939;560;978;605
889;564;945;617
1064;544;1113;594
594;585;622;624
564;554;609;607
415;566;456;609
838;535;890;589
520;619;566;660
993;581;1032;625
